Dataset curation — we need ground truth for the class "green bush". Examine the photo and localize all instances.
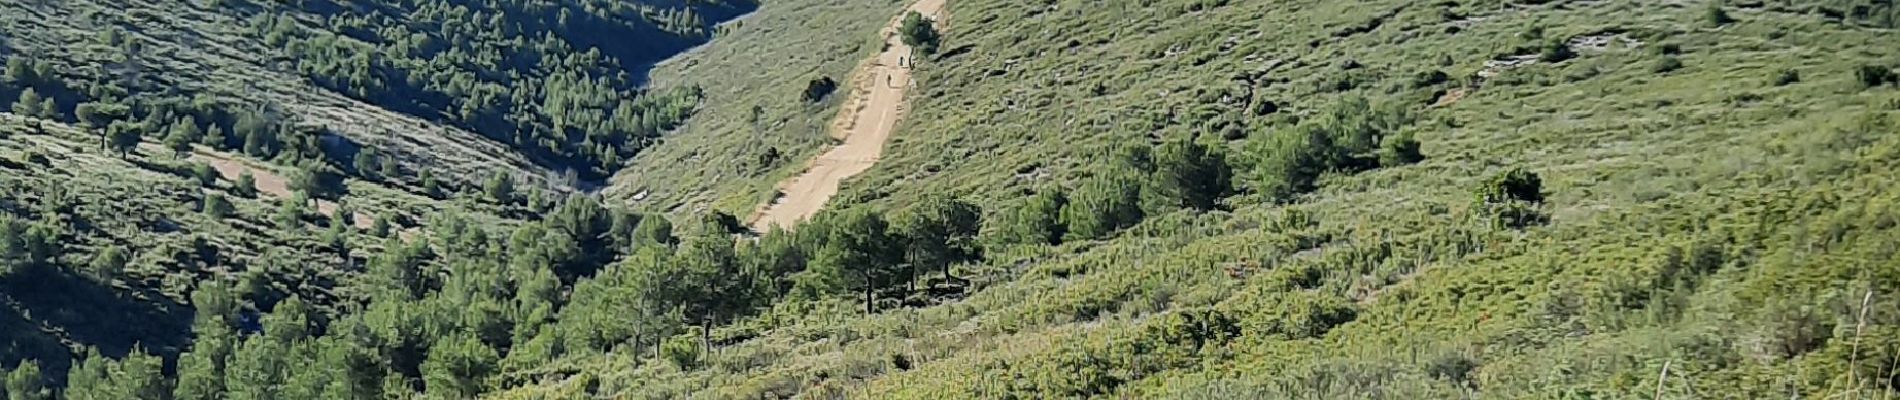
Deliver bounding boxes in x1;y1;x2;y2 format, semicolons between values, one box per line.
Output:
1653;56;1684;73
992;190;1068;246
203;194;234;218
1705;2;1734;26
1147;138;1232;212
1773;68;1800;86
661;332;703;370
1475;167;1544;204
1856;64;1895;88
1377;131;1424;167
1538;41;1575;63
1060;171;1143;241
899;11;941;54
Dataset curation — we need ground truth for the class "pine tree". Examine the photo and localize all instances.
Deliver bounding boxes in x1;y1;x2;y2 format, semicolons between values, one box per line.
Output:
353;147;380;180
5;360;47;400
631;215;676;249
263;295;313;343
995;190;1067;246
202;125;228;148
419;168;442;198
203;193;235;218
36;97;56;120
379;153;399;181
276;195;305;230
234;172;258;198
895;195;982;284
166;126;197;158
1060;171;1143;241
174;318;235;400
89;245;129;283
12;87;42;116
107;121;143;158
421;333;499;399
3;57;32;84
63;349;111;400
809;209;904;313
484;171;515;204
110;347;172;400
226;335;286;400
192;163;218;187
1148;137;1232;212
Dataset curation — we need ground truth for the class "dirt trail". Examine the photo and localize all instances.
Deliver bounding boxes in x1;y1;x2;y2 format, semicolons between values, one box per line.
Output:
748;0;948;231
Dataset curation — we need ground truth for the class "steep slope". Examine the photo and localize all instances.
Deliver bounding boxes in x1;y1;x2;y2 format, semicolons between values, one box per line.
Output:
604;0;904;213
0;0;751;190
0;113;484;377
748;0;948;231
501;0;1900;398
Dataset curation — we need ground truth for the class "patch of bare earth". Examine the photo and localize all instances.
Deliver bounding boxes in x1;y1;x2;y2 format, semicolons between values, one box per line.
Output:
194;150;377;229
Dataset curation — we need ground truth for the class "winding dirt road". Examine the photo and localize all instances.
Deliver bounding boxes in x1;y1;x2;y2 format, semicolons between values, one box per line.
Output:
748;0;947;231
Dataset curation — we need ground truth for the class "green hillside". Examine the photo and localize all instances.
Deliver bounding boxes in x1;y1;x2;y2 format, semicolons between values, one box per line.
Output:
3;0;1900;399
567;0;1900;397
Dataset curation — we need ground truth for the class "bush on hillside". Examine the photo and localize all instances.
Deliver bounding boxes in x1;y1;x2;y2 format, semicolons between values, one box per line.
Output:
900;11;941;54
1653;56;1684;73
1378;131;1425;166
1061;172;1144;241
1773;68;1800;86
1475;168;1547;228
1706;2;1734;26
1857;64;1895;88
1476;168;1543;204
1146;138;1233;212
1538;41;1575;63
991;190;1068;246
802;77;838;102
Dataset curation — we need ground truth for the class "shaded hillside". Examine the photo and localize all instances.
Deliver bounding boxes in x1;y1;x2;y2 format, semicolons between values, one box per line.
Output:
0;0;755;190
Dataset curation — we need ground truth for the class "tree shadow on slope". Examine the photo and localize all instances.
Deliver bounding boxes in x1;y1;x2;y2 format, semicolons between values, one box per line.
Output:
0;264;192;372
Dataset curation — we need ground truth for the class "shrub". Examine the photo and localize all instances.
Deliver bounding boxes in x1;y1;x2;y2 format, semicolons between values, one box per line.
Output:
1475;167;1544;204
899;11;941;54
1377;131;1424;167
661;332;703;370
802;77;838;103
1772;68;1800;86
1652;56;1683;73
1856;64;1895;88
992;190;1068;246
192;163;218;187
1705;2;1734;26
1538;41;1574;63
1060;172;1143;241
203;194;234;218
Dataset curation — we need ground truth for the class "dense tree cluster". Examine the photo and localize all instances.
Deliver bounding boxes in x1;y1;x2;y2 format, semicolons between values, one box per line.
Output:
236;0;752;179
0;184;986;398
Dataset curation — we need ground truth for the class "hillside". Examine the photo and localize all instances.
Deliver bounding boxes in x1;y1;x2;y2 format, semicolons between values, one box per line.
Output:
541;0;1900;398
0;0;753;190
606;0;903;213
3;0;1900;399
